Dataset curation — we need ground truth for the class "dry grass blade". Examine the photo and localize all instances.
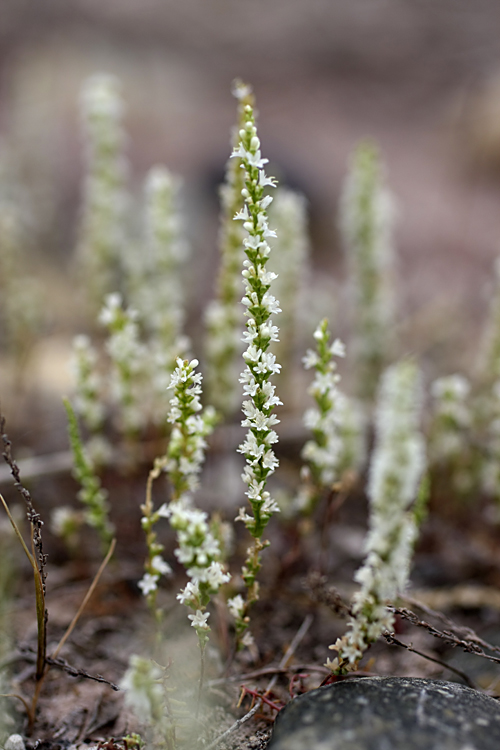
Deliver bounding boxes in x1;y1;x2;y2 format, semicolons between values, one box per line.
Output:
52;537;116;659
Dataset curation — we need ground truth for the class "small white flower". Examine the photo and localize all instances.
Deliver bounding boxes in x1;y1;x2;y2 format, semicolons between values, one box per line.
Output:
138;573;159;596
177;580;200;605
227;594;245;618
151;555;172;576
241;630;255;647
188;609;210;630
205;561;231;589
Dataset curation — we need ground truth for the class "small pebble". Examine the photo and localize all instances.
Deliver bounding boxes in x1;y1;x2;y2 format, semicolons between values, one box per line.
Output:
4;735;25;750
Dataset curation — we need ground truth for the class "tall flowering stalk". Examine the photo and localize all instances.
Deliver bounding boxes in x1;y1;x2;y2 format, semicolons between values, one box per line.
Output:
79;74;128;306
227;101;282;642
327;359;426;673
205;81;254;416
140;359;226;651
63;398;114;552
341;142;395;401
295;319;363;515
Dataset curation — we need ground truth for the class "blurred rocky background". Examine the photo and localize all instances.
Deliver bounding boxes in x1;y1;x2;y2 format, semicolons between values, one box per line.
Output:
1;0;500;440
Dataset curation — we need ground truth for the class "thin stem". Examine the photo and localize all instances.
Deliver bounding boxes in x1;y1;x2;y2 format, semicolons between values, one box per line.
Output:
52;538;116;659
196;641;207;720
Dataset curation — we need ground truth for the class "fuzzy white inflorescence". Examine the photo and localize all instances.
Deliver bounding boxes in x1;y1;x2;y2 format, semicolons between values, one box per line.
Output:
340;142;395;400
430;374;471;461
327;359;426;671
267;188;309;384
127;166;190;399
79;74;128;303
98;292;148;434
302;319;347;487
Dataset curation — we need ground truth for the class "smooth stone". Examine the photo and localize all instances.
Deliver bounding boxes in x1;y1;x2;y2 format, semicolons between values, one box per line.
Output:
266;676;500;750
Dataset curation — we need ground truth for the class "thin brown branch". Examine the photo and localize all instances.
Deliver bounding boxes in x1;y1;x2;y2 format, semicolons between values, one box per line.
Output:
390;605;500;666
44;655;120;690
203;701;262;750
1;414;48;592
402;595;500;657
383;632;477;688
208;663;330;687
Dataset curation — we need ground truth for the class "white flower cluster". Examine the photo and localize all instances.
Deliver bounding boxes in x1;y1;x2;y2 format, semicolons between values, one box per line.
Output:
138;550;172;597
231;103;282;543
99;292;148;433
164;359;229;640
340;143;395;400
430;374;471;461
120;654;164;725
165;358;217;496
79;74;128;303
302;320;346;485
295;319;365;515
172;499;230;632
205;81;253;416
328;359;426;672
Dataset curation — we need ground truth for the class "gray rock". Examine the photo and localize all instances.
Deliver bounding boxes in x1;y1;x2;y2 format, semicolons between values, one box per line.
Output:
267;676;500;750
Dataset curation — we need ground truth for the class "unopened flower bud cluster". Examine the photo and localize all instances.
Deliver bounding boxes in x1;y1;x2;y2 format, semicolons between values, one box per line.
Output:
70;335;105;432
430;375;471;462
63;398;114;552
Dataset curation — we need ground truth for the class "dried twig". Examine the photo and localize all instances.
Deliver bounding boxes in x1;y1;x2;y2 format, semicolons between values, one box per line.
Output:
208;663;330;687
306;571;352;618
203;702;262;750
1;414;48;593
266;613;313;692
383;632;477;688
44;655;120;690
390;605;500;666
204;613;314;748
402;596;500;657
